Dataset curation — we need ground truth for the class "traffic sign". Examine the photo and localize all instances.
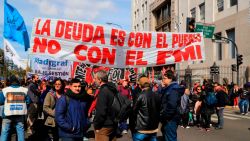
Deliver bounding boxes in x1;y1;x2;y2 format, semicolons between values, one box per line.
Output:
195;23;215;38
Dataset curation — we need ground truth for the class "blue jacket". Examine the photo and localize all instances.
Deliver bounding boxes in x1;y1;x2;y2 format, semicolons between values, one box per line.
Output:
160;82;185;123
55;90;87;138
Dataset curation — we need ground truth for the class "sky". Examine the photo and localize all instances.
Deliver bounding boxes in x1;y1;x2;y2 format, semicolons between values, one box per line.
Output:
0;0;132;59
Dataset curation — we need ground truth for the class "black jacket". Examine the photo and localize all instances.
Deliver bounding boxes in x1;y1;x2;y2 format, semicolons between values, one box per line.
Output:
216;90;227;107
160;82;185;123
133;88;161;131
27;82;40;103
93;83;117;130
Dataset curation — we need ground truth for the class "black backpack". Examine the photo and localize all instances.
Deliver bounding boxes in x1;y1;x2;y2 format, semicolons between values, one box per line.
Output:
111;91;132;123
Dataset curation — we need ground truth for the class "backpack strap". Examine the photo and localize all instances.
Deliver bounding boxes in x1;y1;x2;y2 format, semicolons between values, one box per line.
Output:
65;95;70;111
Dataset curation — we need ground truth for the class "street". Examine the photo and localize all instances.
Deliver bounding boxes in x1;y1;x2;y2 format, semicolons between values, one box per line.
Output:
8;108;250;141
86;108;250;141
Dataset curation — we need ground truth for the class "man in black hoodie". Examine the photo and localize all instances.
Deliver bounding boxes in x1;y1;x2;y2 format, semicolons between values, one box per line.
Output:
93;70;117;141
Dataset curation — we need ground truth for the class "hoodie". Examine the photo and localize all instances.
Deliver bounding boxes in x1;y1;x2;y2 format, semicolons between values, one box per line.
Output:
160;82;185;123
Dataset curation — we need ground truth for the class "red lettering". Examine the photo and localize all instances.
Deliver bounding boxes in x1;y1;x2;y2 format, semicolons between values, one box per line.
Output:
118;30;126;47
183;34;189;46
88;46;101;63
172;34;178;48
156;51;172;65
93;26;105;44
110;29;118;46
55;20;65;38
135;33;143;48
33;37;61;54
35;19;41;35
196;45;202;59
156;33;163;48
162;34;168;48
41;19;51;36
33;37;47;53
136;51;147;65
101;48;116;65
128;32;135;47
178;34;183;47
126;50;136;65
47;40;61;54
72;22;83;41
74;45;87;61
142;33;152;48
65;21;73;40
173;45;196;62
82;24;93;42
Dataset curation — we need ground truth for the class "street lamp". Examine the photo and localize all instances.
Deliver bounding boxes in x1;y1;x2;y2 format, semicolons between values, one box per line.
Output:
106;22;123;29
213;34;240;85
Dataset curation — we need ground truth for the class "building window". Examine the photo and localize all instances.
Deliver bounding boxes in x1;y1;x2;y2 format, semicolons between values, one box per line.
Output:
137;24;139;31
134;11;136;19
230;0;237;7
162;4;170;21
215;32;222;60
217;0;224;12
191;8;196;18
199;3;205;20
145;1;147;11
142;20;144;30
137;9;139;18
145;18;147;30
226;28;236;59
142;4;144;14
134;26;136;31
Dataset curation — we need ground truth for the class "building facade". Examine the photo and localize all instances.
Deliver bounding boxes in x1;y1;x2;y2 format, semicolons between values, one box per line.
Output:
177;0;250;86
131;0;154;31
132;0;250;85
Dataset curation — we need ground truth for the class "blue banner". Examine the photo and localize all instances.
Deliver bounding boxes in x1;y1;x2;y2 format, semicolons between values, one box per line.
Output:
4;1;30;51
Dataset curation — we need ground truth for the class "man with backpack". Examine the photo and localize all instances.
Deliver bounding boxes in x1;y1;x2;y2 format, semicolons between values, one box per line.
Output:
132;76;161;141
55;78;88;141
93;70;117;141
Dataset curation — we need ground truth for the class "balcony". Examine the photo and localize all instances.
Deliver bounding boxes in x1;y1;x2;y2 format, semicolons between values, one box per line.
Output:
155;16;171;30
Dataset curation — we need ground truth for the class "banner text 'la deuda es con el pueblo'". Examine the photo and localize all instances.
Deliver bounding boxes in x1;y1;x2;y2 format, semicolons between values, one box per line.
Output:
30;18;205;68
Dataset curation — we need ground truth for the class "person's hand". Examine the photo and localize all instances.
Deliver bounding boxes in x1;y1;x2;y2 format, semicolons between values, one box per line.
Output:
71;127;74;132
96;130;99;133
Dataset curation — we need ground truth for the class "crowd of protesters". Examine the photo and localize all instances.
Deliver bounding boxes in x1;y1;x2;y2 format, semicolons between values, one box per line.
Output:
0;70;249;141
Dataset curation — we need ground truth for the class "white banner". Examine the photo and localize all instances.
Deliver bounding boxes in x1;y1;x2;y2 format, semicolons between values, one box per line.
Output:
4;39;26;69
30;18;205;68
30;56;72;80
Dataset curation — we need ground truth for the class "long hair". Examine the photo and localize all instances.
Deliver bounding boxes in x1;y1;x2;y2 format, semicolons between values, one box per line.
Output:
52;78;65;94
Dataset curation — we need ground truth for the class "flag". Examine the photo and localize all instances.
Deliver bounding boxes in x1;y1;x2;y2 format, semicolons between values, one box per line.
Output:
4;0;30;51
4;38;26;69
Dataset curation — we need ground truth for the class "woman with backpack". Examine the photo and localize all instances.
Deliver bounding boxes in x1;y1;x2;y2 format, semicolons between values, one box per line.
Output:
43;78;65;141
200;84;216;131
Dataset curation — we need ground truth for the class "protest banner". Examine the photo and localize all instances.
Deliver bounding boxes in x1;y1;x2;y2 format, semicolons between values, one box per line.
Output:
72;62;137;83
30;18;205;68
30;56;72;80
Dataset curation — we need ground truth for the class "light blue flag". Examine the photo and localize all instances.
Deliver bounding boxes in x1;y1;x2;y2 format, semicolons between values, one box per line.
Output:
4;0;30;51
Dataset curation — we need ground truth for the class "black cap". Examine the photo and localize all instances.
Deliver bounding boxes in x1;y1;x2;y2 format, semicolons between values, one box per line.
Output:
9;75;20;84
